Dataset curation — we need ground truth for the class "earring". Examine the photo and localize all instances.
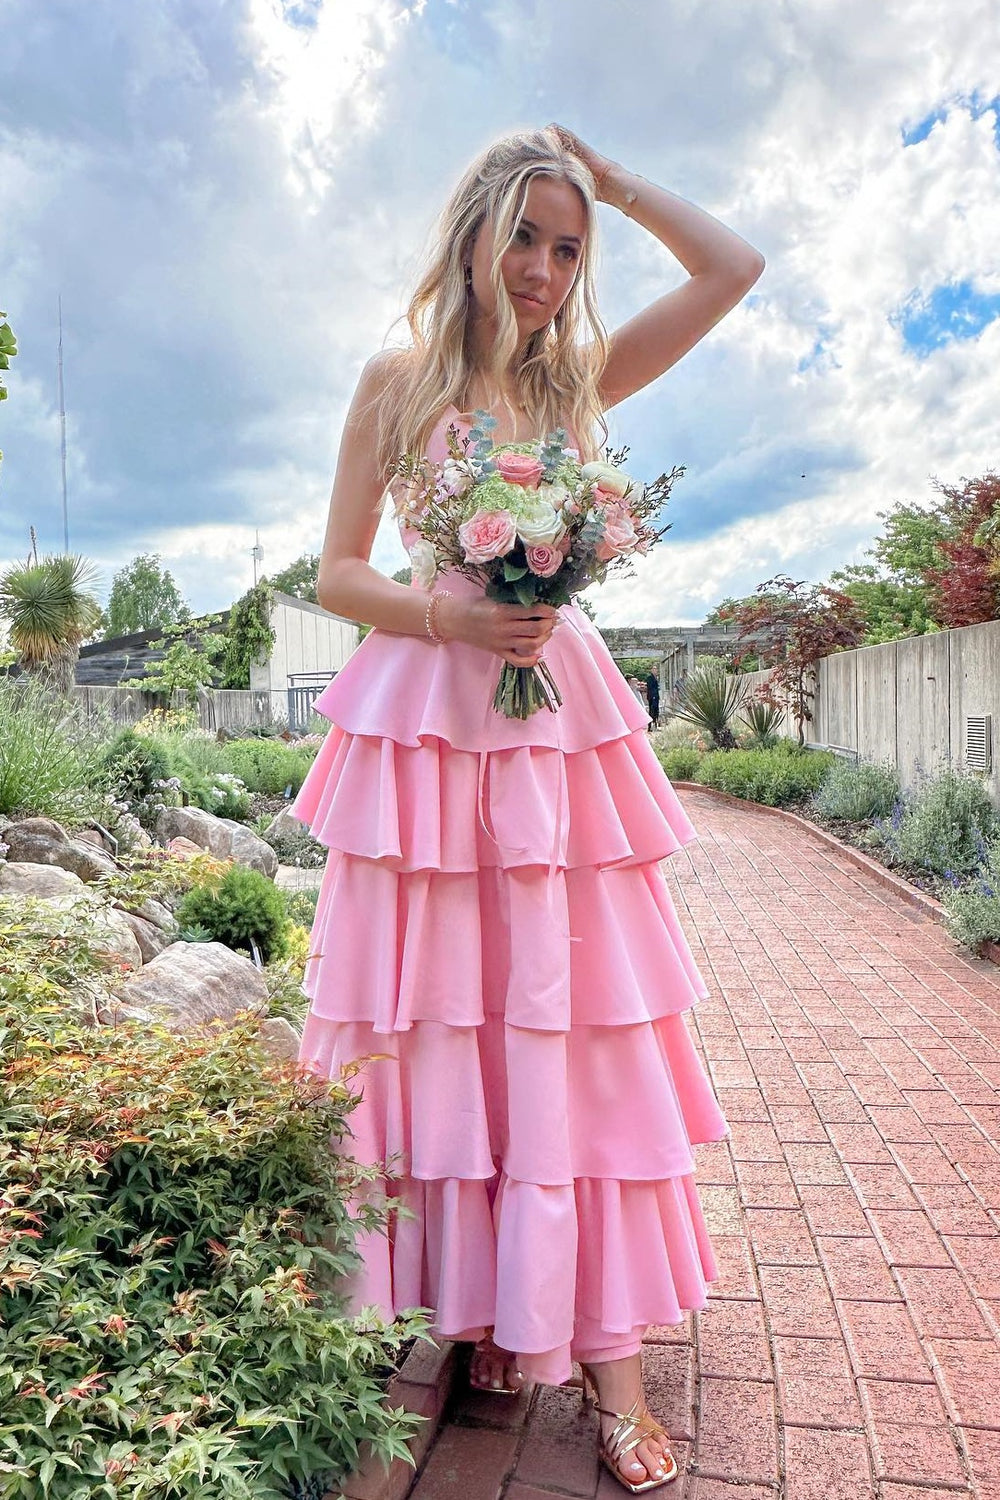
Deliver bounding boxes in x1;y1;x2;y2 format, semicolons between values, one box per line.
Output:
464;264;472;290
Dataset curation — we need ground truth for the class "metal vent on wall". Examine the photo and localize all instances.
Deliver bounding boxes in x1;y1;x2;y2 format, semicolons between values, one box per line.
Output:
966;715;992;773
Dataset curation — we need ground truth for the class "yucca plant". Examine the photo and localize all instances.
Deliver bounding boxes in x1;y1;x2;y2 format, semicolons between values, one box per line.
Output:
737;695;785;748
0;550;102;693
671;657;750;750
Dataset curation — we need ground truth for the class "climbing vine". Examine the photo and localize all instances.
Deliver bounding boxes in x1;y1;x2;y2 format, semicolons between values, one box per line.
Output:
222;581;275;688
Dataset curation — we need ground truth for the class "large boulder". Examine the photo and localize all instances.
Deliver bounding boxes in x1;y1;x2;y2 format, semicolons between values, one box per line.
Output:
119;910;174;964
258;1016;302;1063
0;861;88;900
263;807;305;841
109;941;269;1030
155;807;278;879
0;865;143;971
3;817;119;883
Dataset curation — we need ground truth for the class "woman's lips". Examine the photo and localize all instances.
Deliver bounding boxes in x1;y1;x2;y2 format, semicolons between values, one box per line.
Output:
513;291;545;308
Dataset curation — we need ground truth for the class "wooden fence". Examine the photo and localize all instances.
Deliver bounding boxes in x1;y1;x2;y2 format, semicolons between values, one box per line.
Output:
69;684;274;732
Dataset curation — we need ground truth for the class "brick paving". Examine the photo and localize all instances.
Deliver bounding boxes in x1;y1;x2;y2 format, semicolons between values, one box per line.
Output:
403;788;1000;1500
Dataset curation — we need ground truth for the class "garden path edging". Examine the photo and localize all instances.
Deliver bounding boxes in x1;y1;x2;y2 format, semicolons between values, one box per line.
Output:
325;1339;456;1500
670;779;949;925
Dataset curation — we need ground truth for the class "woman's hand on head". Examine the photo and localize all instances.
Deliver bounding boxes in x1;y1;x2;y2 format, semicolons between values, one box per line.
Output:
547;123;613;191
438;593;558;668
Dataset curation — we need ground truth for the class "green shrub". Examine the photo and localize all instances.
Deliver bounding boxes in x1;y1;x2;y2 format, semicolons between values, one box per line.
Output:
940;835;1000;950
223;738;314;797
656;746;703;781
264;822;327;869
0;893;428;1499
0;675;105;823
175;863;289;962
283;888;320;928
736;697;785;749
812;757;901;822
695;745;835;806
873;765;997;877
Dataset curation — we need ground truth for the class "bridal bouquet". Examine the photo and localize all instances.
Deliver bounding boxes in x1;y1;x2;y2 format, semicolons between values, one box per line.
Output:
395;412;684;718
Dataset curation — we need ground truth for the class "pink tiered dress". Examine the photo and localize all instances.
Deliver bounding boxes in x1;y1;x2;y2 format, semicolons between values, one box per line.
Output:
292;407;727;1386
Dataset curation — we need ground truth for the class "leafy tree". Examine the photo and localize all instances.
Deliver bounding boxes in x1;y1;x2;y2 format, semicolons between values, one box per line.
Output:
104;552;190;637
269;552;320;602
142;618;226;702
923;471;1000;628
825;561;938;643
0;547;102;693
222;581;276;689
717;573;866;746
0;313;16;475
392;566;412;587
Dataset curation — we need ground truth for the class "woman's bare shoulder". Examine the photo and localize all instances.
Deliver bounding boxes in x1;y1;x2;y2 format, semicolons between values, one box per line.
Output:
357;346;415;400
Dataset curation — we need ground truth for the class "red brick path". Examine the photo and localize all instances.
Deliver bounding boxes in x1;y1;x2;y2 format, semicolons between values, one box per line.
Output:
407;789;1000;1500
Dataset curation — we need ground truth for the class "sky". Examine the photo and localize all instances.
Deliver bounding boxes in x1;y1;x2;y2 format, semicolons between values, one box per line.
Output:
1;0;998;627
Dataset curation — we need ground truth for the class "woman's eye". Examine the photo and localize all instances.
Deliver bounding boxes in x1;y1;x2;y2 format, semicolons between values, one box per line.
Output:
514;226;531;245
557;245;579;261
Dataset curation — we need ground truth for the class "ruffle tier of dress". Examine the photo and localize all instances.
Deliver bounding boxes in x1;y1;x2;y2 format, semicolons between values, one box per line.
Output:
293;570;727;1385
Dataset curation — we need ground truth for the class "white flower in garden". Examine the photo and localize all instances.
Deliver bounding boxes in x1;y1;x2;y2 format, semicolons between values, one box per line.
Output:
408;538;438;590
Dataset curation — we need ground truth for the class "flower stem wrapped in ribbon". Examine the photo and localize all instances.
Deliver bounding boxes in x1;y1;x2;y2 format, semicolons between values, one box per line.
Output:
395;413;684;719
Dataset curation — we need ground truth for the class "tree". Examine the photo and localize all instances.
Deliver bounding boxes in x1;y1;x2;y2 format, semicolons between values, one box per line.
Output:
0;544;103;693
717;573;867;745
105;553;190;637
922;471;1000;628
0;313;16;477
268;553;320;602
222;582;276;689
142;618;226;703
825;562;938;643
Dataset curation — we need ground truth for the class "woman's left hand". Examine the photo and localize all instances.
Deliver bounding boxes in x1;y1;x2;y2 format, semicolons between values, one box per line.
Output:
547;123;614;194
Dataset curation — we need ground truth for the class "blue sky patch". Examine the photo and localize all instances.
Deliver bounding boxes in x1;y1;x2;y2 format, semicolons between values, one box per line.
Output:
894;281;1000;356
901;109;947;146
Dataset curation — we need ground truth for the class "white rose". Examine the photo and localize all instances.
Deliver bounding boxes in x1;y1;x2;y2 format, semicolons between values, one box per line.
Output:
537;480;571;513
408;538;438;590
515;497;567;546
580;460;633;498
441;458;474;497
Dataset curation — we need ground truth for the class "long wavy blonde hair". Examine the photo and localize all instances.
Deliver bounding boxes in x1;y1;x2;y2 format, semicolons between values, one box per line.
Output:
375;128;610;477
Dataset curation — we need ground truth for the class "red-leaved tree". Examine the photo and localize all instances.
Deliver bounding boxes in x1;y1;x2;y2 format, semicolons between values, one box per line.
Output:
922;471;1000;628
717;574;867;745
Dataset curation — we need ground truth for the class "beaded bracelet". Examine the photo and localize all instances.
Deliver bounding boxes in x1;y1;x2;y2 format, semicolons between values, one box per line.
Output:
425;588;452;644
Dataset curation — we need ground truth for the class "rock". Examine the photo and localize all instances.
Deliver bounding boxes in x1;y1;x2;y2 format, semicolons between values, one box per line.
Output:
0;861;88;900
119;910;174;964
4;817;119;883
76;827;115;853
156;807;277;879
0;863;143;970
129;897;175;931
112;941;269;1030
263;807;305;841
220;821;278;878
166;836;205;859
258;1016;302;1063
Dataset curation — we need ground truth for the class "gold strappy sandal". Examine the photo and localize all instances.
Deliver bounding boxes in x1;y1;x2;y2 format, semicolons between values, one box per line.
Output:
580;1367;678;1493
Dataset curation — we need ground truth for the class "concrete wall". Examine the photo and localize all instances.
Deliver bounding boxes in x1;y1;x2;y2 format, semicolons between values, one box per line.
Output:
250;592;359;720
728;619;1000;803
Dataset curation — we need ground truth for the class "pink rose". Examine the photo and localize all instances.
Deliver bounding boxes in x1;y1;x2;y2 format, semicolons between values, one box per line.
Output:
458;507;518;563
496;452;544;488
592;484;620;508
525;543;563;577
595;507;638;562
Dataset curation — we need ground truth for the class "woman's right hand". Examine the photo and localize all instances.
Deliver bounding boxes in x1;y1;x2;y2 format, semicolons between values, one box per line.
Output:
438;593;558;668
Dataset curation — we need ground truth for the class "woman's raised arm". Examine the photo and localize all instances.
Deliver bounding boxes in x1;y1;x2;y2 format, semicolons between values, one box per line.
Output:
551;125;765;408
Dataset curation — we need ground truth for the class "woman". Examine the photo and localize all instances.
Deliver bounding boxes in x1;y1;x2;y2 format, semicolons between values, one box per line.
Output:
293;125;763;1494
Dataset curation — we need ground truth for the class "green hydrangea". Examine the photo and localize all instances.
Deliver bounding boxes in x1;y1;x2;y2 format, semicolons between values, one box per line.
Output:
467;474;531;515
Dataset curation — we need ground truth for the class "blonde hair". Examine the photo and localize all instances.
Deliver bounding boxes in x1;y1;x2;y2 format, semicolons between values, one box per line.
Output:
375;127;610;476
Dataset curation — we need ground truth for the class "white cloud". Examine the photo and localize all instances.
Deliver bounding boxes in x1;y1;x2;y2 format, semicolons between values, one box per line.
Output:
0;0;998;633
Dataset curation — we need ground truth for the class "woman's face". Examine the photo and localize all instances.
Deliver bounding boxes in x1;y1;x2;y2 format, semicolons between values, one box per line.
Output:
468;175;587;337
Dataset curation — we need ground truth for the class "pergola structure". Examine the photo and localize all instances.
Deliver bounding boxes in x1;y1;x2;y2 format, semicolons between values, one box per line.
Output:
599;623;774;702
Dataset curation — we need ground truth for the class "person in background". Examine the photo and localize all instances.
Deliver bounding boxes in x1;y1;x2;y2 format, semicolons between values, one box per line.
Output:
645;669;660;726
